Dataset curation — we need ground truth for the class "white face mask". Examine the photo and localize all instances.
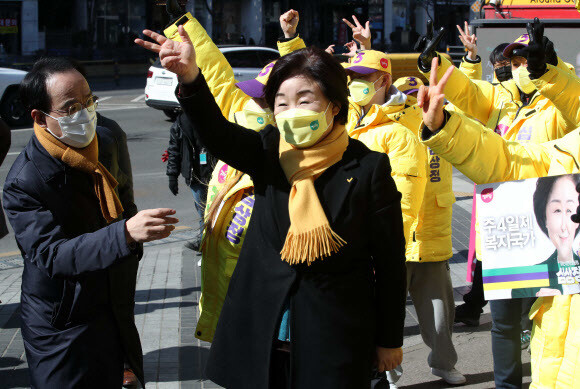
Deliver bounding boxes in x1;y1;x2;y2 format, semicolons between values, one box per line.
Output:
513;66;536;94
275;102;333;148
43;108;97;148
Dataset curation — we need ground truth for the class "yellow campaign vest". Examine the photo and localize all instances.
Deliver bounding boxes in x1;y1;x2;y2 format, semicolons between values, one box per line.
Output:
196;161;254;342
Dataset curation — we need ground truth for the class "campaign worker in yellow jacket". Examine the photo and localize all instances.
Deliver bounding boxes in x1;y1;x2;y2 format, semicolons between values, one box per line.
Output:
163;11;306;342
419;61;580;388
344;51;426;244
344;50;465;385
420;35;578;144
393;76;423;106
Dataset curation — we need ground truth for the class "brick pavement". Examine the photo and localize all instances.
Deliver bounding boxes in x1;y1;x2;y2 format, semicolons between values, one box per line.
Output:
0;170;527;389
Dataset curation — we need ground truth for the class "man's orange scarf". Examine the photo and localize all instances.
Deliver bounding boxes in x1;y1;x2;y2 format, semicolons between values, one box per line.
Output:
34;124;123;222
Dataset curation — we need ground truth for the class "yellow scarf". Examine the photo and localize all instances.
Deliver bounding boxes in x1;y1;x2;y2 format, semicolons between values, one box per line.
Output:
34;123;124;223
278;124;349;265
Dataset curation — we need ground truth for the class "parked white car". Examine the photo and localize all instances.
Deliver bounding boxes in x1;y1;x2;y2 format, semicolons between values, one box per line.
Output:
145;45;279;120
0;67;29;127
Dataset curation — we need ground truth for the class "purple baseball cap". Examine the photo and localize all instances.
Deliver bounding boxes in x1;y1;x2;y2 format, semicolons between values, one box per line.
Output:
503;34;530;58
235;79;266;98
402;89;419;95
235;61;277;98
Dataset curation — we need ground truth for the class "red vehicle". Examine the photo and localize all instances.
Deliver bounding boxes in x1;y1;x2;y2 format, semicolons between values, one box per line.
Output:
471;0;580;81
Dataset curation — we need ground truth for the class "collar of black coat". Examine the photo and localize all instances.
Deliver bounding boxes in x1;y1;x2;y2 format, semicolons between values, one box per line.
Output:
26;133;67;183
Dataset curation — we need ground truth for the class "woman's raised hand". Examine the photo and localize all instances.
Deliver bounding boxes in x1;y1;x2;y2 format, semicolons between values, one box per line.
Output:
342;15;371;50
456;21;477;60
280;9;299;39
135;26;199;84
417;57;455;133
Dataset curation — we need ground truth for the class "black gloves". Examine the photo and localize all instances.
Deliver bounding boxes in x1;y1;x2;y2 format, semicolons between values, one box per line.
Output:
415;20;446;72
542;36;558;67
572;183;580;224
169;176;179;196
516;18;554;79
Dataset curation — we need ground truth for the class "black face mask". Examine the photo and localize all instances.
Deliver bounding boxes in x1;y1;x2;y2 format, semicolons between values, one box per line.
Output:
494;65;512;82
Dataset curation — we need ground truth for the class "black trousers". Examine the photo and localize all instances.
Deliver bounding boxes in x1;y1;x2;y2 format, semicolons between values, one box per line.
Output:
269;341;290;389
463;260;487;309
490;298;535;389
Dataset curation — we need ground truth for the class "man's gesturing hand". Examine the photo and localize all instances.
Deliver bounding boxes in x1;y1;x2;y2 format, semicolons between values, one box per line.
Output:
376;347;402;372
125;208;179;243
135;26;198;84
417;57;455;133
280;9;299;39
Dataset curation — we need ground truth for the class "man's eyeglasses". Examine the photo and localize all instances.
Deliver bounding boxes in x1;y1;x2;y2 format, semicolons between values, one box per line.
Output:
49;95;99;119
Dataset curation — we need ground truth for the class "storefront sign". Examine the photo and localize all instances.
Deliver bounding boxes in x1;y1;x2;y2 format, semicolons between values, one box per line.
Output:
0;18;18;34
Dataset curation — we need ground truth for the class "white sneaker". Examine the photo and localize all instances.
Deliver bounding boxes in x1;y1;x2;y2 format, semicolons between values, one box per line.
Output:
431;368;466;385
388;383;398;389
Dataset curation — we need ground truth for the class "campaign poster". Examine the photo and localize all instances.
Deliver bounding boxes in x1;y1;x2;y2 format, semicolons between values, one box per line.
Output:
477;174;580;300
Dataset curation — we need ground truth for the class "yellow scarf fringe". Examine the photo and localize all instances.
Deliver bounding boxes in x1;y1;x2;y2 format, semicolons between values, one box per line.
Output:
280;225;347;265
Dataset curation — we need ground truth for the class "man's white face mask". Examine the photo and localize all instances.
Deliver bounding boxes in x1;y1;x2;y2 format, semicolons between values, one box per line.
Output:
43;108;97;148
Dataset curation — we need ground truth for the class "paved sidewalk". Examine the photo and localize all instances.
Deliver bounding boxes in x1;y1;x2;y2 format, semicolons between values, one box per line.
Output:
0;170;532;388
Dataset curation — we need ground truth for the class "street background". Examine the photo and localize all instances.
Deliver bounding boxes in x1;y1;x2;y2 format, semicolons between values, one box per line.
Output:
0;77;531;388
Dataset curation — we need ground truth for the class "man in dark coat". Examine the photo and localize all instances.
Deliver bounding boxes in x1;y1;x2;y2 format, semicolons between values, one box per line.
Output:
96;112;142;388
3;57;178;388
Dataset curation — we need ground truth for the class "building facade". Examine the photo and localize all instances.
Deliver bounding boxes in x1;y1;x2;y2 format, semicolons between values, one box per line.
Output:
1;0;473;60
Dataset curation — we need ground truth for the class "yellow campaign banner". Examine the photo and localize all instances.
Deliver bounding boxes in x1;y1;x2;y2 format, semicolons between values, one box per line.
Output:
497;0;577;5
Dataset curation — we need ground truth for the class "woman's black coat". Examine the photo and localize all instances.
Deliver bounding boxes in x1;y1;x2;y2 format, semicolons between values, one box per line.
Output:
178;75;407;389
2;126;143;388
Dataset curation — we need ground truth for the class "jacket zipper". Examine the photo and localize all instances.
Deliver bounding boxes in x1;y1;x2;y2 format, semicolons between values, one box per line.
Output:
512;92;538;123
554;144;580;170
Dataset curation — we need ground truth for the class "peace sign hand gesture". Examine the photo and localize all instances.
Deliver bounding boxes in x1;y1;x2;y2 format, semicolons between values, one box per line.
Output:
519;17;548;78
417;58;455;133
456;21;477;60
135;26;199;84
342;16;371;50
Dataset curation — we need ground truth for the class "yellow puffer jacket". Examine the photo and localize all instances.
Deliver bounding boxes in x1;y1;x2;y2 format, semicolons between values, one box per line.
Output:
458;56;482;81
164;13;304;121
422;55;578;143
196;162;255;342
347;92;427;252
422;111;580;388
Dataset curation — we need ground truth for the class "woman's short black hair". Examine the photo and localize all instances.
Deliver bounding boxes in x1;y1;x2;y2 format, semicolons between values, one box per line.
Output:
533;174;580;237
489;43;510;65
19;57;85;113
264;47;349;125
